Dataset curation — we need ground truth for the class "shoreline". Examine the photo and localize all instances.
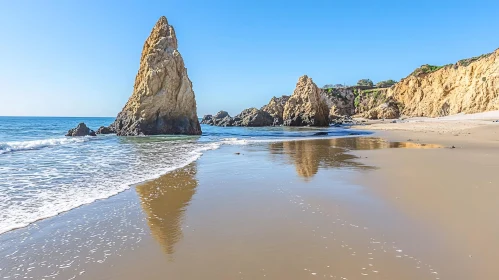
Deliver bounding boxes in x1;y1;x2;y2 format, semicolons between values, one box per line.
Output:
1;118;498;279
0;128;372;236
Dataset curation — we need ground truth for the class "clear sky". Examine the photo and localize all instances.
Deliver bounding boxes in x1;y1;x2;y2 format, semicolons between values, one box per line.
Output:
1;0;498;117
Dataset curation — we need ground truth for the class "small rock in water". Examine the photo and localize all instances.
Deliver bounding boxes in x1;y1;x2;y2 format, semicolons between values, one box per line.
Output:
313;132;329;136
450;145;456;149
96;125;115;135
66;123;96;137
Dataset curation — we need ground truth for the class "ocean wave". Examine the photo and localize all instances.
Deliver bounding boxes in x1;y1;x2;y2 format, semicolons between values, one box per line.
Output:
0;141;221;235
0;137;90;154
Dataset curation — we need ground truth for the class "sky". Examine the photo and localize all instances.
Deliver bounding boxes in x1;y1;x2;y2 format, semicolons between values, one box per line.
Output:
0;0;498;117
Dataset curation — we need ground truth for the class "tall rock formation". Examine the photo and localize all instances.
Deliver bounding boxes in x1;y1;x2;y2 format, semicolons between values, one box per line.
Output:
113;16;201;136
387;49;499;117
283;75;330;126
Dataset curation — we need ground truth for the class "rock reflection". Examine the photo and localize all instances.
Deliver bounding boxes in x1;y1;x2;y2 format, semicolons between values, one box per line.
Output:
136;164;197;257
270;137;441;179
328;137;442;150
269;139;373;179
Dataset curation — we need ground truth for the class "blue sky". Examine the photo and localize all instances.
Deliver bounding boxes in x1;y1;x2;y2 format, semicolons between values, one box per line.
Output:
1;0;498;117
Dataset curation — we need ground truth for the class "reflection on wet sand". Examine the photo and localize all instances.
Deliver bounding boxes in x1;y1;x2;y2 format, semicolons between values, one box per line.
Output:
269;139;373;179
135;164;197;256
270;137;441;179
329;137;442;150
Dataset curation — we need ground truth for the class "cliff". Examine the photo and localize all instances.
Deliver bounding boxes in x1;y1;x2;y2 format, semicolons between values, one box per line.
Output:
387;49;499;117
113;16;201;136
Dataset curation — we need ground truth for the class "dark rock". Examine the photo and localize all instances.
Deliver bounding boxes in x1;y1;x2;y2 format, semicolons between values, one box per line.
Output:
313;132;329;136
330;115;359;126
232;108;274;127
217;115;235;127
200;115;214;125
66;123;96;137
96;125;115;135
214;111;229;119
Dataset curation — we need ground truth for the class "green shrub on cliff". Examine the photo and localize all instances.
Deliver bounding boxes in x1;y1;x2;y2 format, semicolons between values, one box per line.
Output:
354;95;361;107
458;53;492;67
411;64;453;76
357;79;374;87
376;79;396;88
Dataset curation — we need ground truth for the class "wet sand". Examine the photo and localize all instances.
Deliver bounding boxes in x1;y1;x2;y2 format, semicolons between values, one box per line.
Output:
352;122;499;280
1;134;497;279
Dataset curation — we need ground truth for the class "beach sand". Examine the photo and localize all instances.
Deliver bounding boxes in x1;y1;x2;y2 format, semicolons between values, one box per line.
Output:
1;121;498;280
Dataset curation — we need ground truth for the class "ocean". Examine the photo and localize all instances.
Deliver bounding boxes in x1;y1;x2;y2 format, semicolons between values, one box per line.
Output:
0;116;369;235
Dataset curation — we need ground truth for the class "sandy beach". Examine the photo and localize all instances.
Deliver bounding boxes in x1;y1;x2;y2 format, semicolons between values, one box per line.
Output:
1;117;499;280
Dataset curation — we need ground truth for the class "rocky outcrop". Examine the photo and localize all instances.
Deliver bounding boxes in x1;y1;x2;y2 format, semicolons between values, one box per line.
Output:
201;108;273;127
361;100;400;119
200;114;213;125
387;49;499;117
321;88;355;119
96;125;115;135
283;75;329;126
112;16;201;136
232;108;273;126
354;88;390;116
260;95;290;125
200;111;232;126
66;123;96;137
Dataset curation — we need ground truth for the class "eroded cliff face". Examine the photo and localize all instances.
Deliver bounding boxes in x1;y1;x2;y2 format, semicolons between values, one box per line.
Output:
113;16;201;136
283;75;330;126
320;88;355;119
387;49;499;117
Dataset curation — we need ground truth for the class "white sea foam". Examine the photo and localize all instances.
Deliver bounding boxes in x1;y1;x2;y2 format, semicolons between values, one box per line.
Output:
0;139;220;235
0;137;90;154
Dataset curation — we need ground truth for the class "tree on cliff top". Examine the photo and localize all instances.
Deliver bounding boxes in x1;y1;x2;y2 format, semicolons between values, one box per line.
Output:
357;79;373;87
376;79;397;88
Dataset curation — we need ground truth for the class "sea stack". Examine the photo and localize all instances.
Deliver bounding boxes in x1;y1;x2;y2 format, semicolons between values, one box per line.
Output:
113;16;201;136
283;75;330;126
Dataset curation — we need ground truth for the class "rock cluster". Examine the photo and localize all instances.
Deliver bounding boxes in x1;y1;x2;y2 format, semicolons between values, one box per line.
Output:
260;95;290;125
282;75;329;126
112;16;201;136
233;108;273;126
200;109;273;127
66;123;96;137
96;125;115;135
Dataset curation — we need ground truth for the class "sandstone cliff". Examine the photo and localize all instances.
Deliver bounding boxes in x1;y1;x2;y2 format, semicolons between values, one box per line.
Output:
387;49;499;117
113;16;201;136
283;75;329;126
320;87;355;119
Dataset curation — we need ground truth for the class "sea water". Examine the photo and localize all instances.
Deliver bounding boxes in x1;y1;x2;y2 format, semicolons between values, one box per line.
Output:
0;116;368;234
